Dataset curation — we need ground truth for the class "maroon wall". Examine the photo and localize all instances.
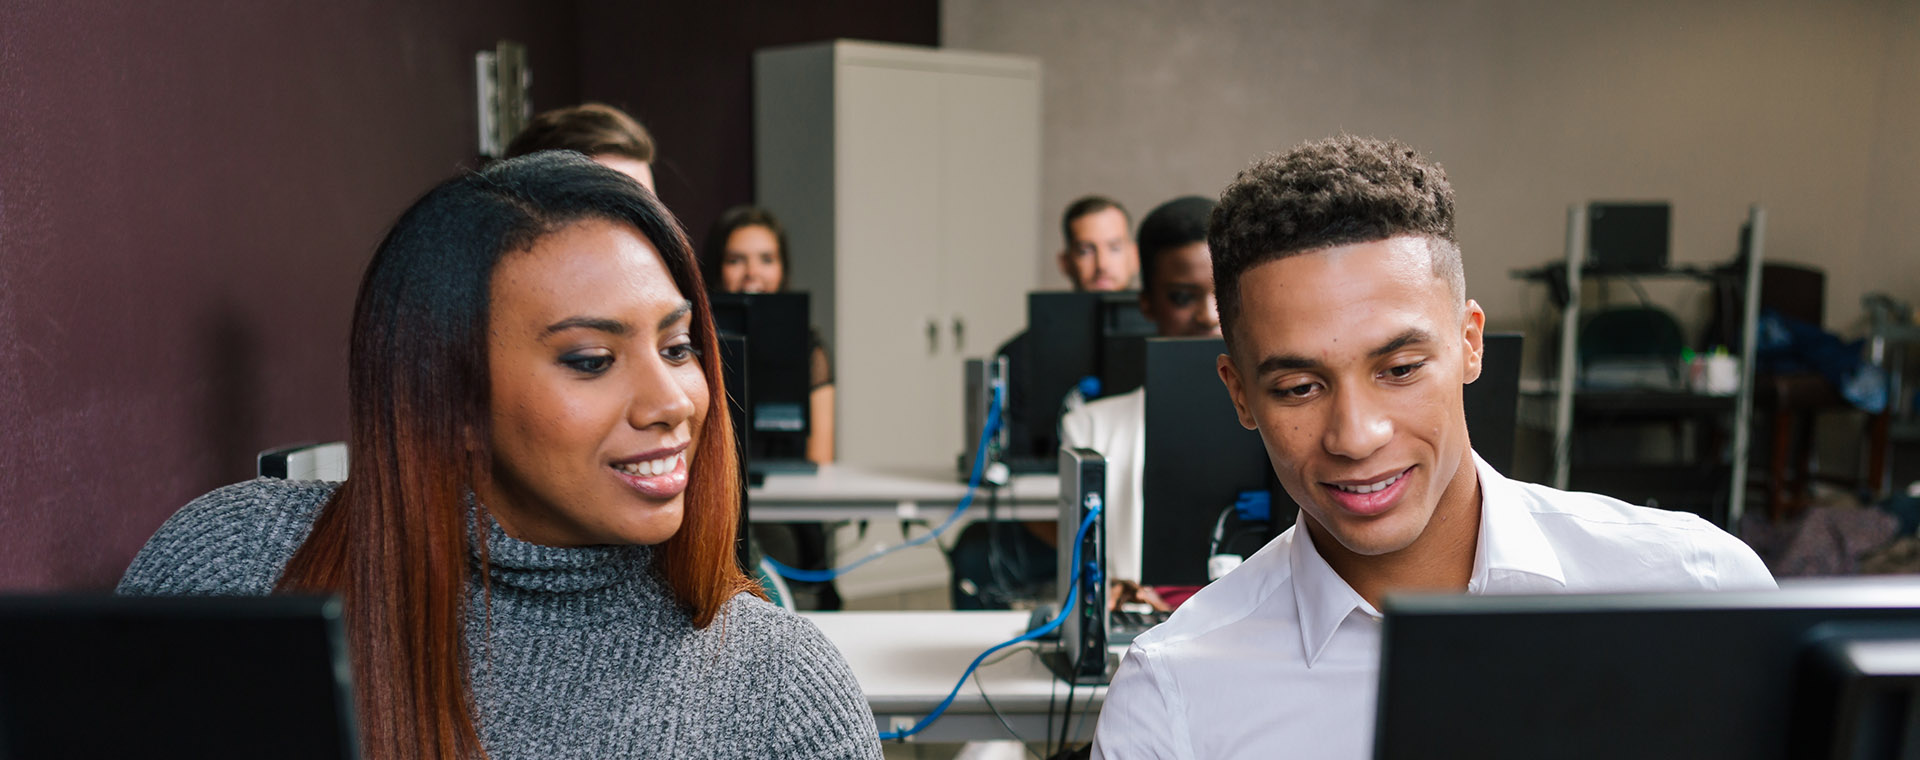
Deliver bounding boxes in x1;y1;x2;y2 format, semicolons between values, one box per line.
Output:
0;0;938;591
0;1;581;589
573;1;939;260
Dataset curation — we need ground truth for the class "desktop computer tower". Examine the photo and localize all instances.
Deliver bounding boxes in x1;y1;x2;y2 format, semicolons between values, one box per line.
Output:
1058;447;1107;682
958;356;1009;482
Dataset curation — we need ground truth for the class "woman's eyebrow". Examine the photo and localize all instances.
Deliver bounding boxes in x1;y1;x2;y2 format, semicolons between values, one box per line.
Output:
542;317;629;337
657;300;693;331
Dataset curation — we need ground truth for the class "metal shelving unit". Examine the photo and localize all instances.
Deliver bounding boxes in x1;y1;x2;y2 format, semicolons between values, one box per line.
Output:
1524;204;1767;526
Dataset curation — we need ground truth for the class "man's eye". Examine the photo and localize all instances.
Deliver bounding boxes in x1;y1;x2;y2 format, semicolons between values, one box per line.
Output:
1387;362;1427;380
1167;290;1198;307
1274;382;1318;399
562;353;614;374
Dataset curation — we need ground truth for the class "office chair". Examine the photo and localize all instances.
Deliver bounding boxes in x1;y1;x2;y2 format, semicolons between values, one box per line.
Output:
1570;308;1696;492
755;558;797;612
1577;306;1686;389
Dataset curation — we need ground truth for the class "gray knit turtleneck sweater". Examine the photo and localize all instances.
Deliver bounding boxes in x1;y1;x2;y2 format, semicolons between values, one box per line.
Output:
117;478;883;760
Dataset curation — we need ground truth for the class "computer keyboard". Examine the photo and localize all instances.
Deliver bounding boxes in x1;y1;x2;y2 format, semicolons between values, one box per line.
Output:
1024;603;1172;647
1111;608;1170;632
1109;607;1171;646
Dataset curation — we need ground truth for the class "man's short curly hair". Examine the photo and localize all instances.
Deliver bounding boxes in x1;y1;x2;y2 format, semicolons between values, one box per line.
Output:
1208;135;1462;353
1135;195;1216;293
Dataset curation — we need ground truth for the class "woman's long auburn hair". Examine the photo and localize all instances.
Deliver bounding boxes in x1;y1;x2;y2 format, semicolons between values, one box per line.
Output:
277;151;758;760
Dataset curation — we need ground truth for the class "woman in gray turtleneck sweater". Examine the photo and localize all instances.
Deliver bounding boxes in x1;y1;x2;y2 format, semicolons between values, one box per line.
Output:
118;153;881;760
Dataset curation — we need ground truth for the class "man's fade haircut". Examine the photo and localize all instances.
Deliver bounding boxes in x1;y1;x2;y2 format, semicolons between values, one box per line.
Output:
1208;135;1462;355
1060;195;1130;246
1135;195;1217;293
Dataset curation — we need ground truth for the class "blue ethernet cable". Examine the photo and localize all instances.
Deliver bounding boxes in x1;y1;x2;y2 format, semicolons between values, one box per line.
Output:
763;383;1005;583
876;504;1102;742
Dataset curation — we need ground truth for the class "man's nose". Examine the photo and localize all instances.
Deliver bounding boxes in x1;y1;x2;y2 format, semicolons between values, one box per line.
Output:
1323;385;1391;461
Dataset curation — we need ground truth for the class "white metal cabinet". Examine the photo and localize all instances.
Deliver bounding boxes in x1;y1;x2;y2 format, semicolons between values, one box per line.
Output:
755;41;1041;470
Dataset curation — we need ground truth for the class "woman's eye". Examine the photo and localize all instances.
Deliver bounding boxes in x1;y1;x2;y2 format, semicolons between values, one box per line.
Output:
1386;362;1427;380
662;342;702;364
561;353;614;374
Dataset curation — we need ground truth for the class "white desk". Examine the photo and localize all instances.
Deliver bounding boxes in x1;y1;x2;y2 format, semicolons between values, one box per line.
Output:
807;610;1104;745
749;464;1060;523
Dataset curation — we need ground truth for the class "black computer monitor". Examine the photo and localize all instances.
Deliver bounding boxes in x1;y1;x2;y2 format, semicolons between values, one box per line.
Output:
717;332;755;573
0;594;357;759
1376;580;1920;760
1007;291;1157;472
1139;337;1285;586
1140;334;1524;586
1587;201;1671;273
711;292;814;474
1466;333;1523;473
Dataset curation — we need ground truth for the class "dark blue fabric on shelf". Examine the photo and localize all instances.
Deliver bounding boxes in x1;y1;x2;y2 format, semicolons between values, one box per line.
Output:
1755;308;1887;413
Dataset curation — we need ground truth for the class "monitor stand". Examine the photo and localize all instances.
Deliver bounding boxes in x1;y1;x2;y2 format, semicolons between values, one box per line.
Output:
750;458;819;476
1000;455;1058;475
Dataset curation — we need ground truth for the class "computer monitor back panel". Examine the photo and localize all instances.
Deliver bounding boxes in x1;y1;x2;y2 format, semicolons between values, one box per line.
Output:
718;333;755;568
1015;292;1156;470
1464;333;1522;474
711;292;812;464
0;595;358;759
1140;337;1285;586
1098;297;1155;397
1587;201;1671;273
1376;581;1920;760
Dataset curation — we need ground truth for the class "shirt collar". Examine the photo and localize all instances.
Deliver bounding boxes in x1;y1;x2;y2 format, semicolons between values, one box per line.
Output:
1467;450;1566;593
1290;521;1378;668
1288;450;1566;667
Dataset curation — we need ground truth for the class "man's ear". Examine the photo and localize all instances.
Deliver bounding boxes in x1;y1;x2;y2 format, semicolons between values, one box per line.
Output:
1217;352;1259;431
1058;248;1076;285
1460;298;1486;385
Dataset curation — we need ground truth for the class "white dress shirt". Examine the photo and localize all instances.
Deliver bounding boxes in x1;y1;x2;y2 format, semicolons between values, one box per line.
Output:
1090;451;1777;760
1059;387;1146;583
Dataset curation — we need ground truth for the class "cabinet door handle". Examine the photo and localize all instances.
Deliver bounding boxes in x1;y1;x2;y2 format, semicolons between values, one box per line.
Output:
951;316;965;352
927;318;939;355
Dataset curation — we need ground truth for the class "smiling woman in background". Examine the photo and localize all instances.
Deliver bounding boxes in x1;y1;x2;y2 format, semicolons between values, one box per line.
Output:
117;153;881;760
704;205;845;611
703;205;835;464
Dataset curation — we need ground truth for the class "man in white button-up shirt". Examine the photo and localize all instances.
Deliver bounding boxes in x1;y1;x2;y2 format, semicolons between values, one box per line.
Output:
1090;136;1776;760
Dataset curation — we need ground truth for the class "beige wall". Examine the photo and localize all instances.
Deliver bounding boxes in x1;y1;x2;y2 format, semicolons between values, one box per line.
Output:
944;0;1920;355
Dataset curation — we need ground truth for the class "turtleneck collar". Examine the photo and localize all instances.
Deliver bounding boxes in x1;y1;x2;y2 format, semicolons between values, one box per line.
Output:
472;510;660;596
